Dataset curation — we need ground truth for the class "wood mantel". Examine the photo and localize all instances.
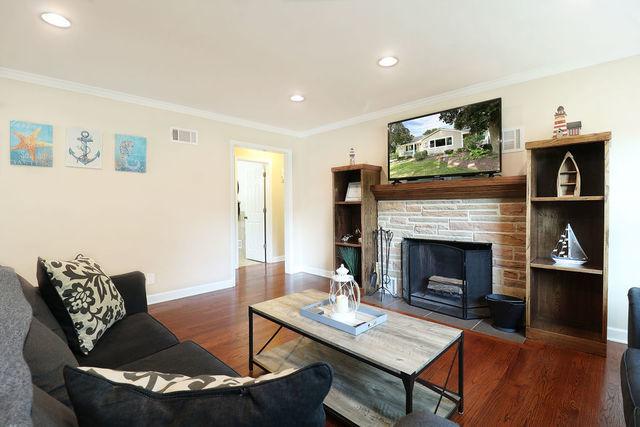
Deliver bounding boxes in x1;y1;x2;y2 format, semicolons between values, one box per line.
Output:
371;175;526;201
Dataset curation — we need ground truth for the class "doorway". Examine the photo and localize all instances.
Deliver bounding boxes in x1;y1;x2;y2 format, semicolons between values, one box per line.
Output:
236;159;267;265
233;145;287;270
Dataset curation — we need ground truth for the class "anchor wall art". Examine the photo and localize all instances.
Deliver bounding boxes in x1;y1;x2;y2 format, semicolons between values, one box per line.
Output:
10;120;53;167
66;128;102;169
115;134;147;173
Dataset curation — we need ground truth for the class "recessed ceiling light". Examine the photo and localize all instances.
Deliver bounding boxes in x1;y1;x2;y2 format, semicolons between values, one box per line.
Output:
290;94;305;102
378;56;399;67
40;12;71;29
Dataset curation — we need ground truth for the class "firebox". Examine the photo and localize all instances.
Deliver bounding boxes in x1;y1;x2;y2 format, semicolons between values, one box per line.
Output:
401;239;492;319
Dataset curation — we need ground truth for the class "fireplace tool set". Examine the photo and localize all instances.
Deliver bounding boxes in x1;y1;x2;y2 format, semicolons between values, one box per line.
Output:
368;227;397;299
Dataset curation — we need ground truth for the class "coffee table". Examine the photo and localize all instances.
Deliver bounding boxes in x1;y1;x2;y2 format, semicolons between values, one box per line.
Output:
248;289;463;426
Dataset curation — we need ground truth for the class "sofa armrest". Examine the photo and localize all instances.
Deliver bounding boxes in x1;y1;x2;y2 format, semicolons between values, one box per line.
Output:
111;272;147;315
629;288;640;349
395;411;458;426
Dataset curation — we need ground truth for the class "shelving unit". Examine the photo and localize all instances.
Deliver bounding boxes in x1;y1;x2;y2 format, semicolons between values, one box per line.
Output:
525;132;610;356
331;164;381;289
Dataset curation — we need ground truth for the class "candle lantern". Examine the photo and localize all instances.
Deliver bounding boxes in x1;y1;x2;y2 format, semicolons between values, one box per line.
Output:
329;264;361;322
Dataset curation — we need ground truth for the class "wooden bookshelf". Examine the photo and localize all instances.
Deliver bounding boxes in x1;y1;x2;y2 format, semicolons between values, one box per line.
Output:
525;132;610;356
332;164;381;289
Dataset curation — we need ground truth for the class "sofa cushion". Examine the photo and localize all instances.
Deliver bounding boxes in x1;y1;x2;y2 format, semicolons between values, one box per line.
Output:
64;363;332;427
0;266;33;427
74;312;179;368
19;275;66;342
118;340;238;376
622;348;640;427
39;255;126;354
24;318;78;407
32;385;78;427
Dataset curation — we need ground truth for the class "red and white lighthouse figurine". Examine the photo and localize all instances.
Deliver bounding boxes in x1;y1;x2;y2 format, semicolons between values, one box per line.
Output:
553;106;568;138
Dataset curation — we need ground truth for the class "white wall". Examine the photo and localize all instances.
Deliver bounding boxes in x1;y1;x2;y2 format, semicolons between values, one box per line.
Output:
0;78;299;298
295;55;640;340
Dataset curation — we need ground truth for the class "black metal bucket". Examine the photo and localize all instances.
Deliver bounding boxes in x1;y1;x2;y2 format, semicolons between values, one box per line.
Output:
485;294;525;332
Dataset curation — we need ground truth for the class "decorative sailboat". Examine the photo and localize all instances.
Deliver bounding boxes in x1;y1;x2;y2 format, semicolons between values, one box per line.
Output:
551;223;588;265
556;151;581;197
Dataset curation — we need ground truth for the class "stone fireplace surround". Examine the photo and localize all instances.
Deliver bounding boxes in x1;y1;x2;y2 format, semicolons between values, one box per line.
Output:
377;198;526;299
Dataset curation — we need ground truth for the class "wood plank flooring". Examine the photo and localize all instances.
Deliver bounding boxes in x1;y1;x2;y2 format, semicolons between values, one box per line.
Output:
149;262;625;426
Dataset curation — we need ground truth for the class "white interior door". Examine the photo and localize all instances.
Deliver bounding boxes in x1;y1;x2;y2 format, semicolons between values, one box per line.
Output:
237;160;266;262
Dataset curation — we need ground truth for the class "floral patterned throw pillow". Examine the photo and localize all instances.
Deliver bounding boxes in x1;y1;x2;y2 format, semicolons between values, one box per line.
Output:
41;255;126;354
76;366;299;393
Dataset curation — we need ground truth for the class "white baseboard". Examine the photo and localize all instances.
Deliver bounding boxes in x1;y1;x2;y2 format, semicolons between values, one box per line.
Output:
298;265;333;278
608;327;628;344
269;255;285;263
148;279;235;305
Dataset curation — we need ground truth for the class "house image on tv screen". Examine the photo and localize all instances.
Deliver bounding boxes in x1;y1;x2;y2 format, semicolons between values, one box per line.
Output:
396;128;467;157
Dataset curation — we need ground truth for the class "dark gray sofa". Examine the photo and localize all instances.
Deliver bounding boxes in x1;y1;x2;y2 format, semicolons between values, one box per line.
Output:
9;267;334;426
622;288;640;426
4;265;455;426
23;270;239;375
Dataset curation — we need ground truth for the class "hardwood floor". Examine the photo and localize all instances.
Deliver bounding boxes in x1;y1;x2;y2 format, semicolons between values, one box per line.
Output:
150;262;625;426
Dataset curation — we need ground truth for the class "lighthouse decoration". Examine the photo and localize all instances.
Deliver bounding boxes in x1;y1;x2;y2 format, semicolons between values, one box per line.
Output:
553;106;568;138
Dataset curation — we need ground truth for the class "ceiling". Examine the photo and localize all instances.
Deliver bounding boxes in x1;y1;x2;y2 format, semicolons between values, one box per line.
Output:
1;0;639;135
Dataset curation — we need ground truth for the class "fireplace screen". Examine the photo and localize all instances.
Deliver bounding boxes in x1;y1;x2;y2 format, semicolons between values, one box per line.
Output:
402;239;492;319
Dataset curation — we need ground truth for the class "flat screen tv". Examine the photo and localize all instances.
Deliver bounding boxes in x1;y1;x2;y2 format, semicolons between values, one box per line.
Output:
388;98;502;181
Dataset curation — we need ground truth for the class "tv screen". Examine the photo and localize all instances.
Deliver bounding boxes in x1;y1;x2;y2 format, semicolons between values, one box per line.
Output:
388;98;502;181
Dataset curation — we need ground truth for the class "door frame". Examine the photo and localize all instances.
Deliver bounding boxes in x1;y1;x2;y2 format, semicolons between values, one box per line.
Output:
235;158;271;263
229;140;293;276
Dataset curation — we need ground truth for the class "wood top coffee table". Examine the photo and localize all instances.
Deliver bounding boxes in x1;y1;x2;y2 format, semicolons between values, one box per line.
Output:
249;289;464;426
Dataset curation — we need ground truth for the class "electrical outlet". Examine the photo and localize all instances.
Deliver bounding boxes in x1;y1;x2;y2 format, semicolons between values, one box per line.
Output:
238;239;243;249
144;272;156;285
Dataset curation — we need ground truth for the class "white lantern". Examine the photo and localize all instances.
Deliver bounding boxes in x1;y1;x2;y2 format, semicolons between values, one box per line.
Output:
329;264;361;322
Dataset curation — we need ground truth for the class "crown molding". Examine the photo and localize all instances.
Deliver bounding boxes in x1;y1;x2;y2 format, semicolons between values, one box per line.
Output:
2;51;638;139
0;67;303;138
297;51;640;137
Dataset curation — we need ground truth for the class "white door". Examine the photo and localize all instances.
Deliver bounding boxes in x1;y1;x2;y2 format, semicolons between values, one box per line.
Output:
237;160;266;262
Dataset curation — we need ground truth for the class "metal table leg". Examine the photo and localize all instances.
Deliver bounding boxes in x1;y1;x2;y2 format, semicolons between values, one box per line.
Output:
248;306;254;372
402;375;415;414
458;332;464;414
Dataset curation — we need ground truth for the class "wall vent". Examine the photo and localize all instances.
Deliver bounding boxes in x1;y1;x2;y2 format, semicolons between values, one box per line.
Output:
170;127;198;145
502;128;523;153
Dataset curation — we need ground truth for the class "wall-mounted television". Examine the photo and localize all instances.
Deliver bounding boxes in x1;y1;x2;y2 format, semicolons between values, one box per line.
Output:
388;98;502;181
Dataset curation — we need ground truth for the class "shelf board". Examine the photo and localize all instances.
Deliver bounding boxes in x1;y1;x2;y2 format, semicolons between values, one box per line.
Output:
331;163;382;173
529;319;603;343
530;257;603;275
530;196;604;202
372;175;526;201
525;132;611;150
335;241;362;248
335;201;361;205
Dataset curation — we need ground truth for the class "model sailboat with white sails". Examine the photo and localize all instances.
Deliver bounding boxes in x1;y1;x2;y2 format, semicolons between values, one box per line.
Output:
551;223;588;265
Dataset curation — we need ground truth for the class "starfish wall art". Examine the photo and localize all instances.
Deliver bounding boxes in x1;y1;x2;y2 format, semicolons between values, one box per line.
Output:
10;120;54;167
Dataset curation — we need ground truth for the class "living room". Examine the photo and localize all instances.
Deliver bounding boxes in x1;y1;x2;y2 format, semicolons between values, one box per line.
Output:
1;1;639;426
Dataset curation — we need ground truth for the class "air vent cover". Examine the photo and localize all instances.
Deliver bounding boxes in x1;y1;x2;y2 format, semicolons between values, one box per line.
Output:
170;127;198;145
502;128;523;153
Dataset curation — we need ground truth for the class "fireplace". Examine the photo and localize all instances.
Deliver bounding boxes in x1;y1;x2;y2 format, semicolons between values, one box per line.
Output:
402;239;492;319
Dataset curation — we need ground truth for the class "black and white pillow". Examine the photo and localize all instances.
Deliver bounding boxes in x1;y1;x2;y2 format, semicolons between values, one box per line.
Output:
76;366;299;393
64;363;333;427
41;255;126;354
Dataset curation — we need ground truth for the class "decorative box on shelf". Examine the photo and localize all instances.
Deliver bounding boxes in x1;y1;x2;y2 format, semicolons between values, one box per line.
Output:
300;300;387;336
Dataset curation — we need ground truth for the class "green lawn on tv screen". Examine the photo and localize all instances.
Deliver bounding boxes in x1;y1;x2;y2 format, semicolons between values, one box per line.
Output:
390;153;499;178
